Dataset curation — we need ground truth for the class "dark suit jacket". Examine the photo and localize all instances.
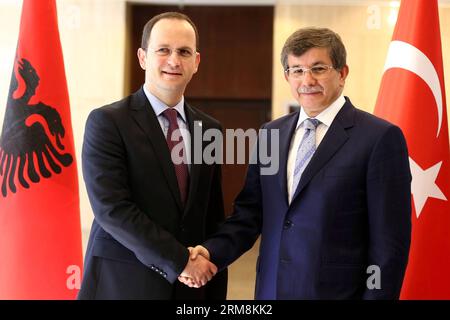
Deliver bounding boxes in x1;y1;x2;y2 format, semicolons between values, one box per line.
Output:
78;88;227;299
204;97;411;299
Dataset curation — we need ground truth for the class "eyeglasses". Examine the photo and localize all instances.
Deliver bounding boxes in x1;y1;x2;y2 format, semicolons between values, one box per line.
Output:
285;64;334;80
147;46;196;59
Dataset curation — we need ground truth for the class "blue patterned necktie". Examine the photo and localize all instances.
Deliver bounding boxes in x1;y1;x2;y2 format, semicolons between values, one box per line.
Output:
291;118;320;201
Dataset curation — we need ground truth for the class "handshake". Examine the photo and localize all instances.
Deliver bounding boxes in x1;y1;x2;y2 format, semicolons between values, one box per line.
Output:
178;245;217;288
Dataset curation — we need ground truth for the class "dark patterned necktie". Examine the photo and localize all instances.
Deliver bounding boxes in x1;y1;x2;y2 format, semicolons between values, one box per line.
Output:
162;108;189;205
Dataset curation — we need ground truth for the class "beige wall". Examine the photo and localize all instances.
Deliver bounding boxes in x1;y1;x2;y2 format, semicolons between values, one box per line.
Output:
58;0;127;247
0;0;449;253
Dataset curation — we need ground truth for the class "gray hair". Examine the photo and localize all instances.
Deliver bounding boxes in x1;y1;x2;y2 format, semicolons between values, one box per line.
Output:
280;27;347;70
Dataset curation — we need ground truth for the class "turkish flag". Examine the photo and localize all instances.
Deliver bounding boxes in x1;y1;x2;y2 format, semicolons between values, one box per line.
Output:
0;0;83;299
374;0;450;299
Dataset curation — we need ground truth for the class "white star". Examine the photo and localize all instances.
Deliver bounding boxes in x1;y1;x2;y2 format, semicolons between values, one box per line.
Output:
409;157;447;218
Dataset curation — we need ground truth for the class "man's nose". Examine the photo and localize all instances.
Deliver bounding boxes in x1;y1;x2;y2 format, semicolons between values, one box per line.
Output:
167;51;181;66
301;70;317;85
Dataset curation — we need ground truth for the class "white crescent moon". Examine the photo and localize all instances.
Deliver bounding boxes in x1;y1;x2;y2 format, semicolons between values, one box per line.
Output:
383;40;443;138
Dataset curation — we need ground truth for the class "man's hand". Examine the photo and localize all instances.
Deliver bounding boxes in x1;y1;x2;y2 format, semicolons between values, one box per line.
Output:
178;249;217;288
189;245;210;261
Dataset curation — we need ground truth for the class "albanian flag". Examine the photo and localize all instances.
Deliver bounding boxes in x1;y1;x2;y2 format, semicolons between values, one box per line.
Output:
0;0;83;299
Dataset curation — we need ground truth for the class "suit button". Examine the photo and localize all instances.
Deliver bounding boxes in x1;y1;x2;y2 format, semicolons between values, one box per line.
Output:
284;220;293;229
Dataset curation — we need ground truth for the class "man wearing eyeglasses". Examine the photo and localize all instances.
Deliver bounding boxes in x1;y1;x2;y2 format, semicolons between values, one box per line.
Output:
186;27;412;299
78;12;227;299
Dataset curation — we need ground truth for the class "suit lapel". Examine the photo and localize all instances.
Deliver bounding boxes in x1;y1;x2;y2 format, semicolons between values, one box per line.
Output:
183;103;202;215
291;100;355;202
129;88;183;211
277;112;300;205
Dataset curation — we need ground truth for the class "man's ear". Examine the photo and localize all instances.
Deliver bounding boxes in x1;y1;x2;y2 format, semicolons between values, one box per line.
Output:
193;52;201;74
339;65;349;84
137;48;147;70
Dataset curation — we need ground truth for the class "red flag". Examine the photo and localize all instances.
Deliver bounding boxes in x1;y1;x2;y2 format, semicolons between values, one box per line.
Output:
374;0;450;299
0;0;83;299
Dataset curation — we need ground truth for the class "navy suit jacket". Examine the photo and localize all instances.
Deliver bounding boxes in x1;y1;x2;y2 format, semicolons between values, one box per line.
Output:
79;88;227;299
204;97;411;299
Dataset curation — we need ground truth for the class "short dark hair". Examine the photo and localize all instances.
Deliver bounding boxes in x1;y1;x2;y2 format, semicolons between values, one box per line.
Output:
141;12;199;51
280;27;347;71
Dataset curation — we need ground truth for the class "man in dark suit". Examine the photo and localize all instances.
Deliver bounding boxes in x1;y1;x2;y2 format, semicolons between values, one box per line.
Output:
185;27;412;299
78;12;227;299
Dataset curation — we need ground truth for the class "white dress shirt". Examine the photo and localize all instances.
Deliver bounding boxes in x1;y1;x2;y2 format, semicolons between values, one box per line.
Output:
287;95;346;203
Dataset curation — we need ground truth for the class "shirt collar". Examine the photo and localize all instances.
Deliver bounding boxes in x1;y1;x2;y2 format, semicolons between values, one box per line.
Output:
296;95;346;129
143;85;187;123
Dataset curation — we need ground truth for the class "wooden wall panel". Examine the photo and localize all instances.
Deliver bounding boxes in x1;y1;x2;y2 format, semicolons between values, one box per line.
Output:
127;5;273;99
